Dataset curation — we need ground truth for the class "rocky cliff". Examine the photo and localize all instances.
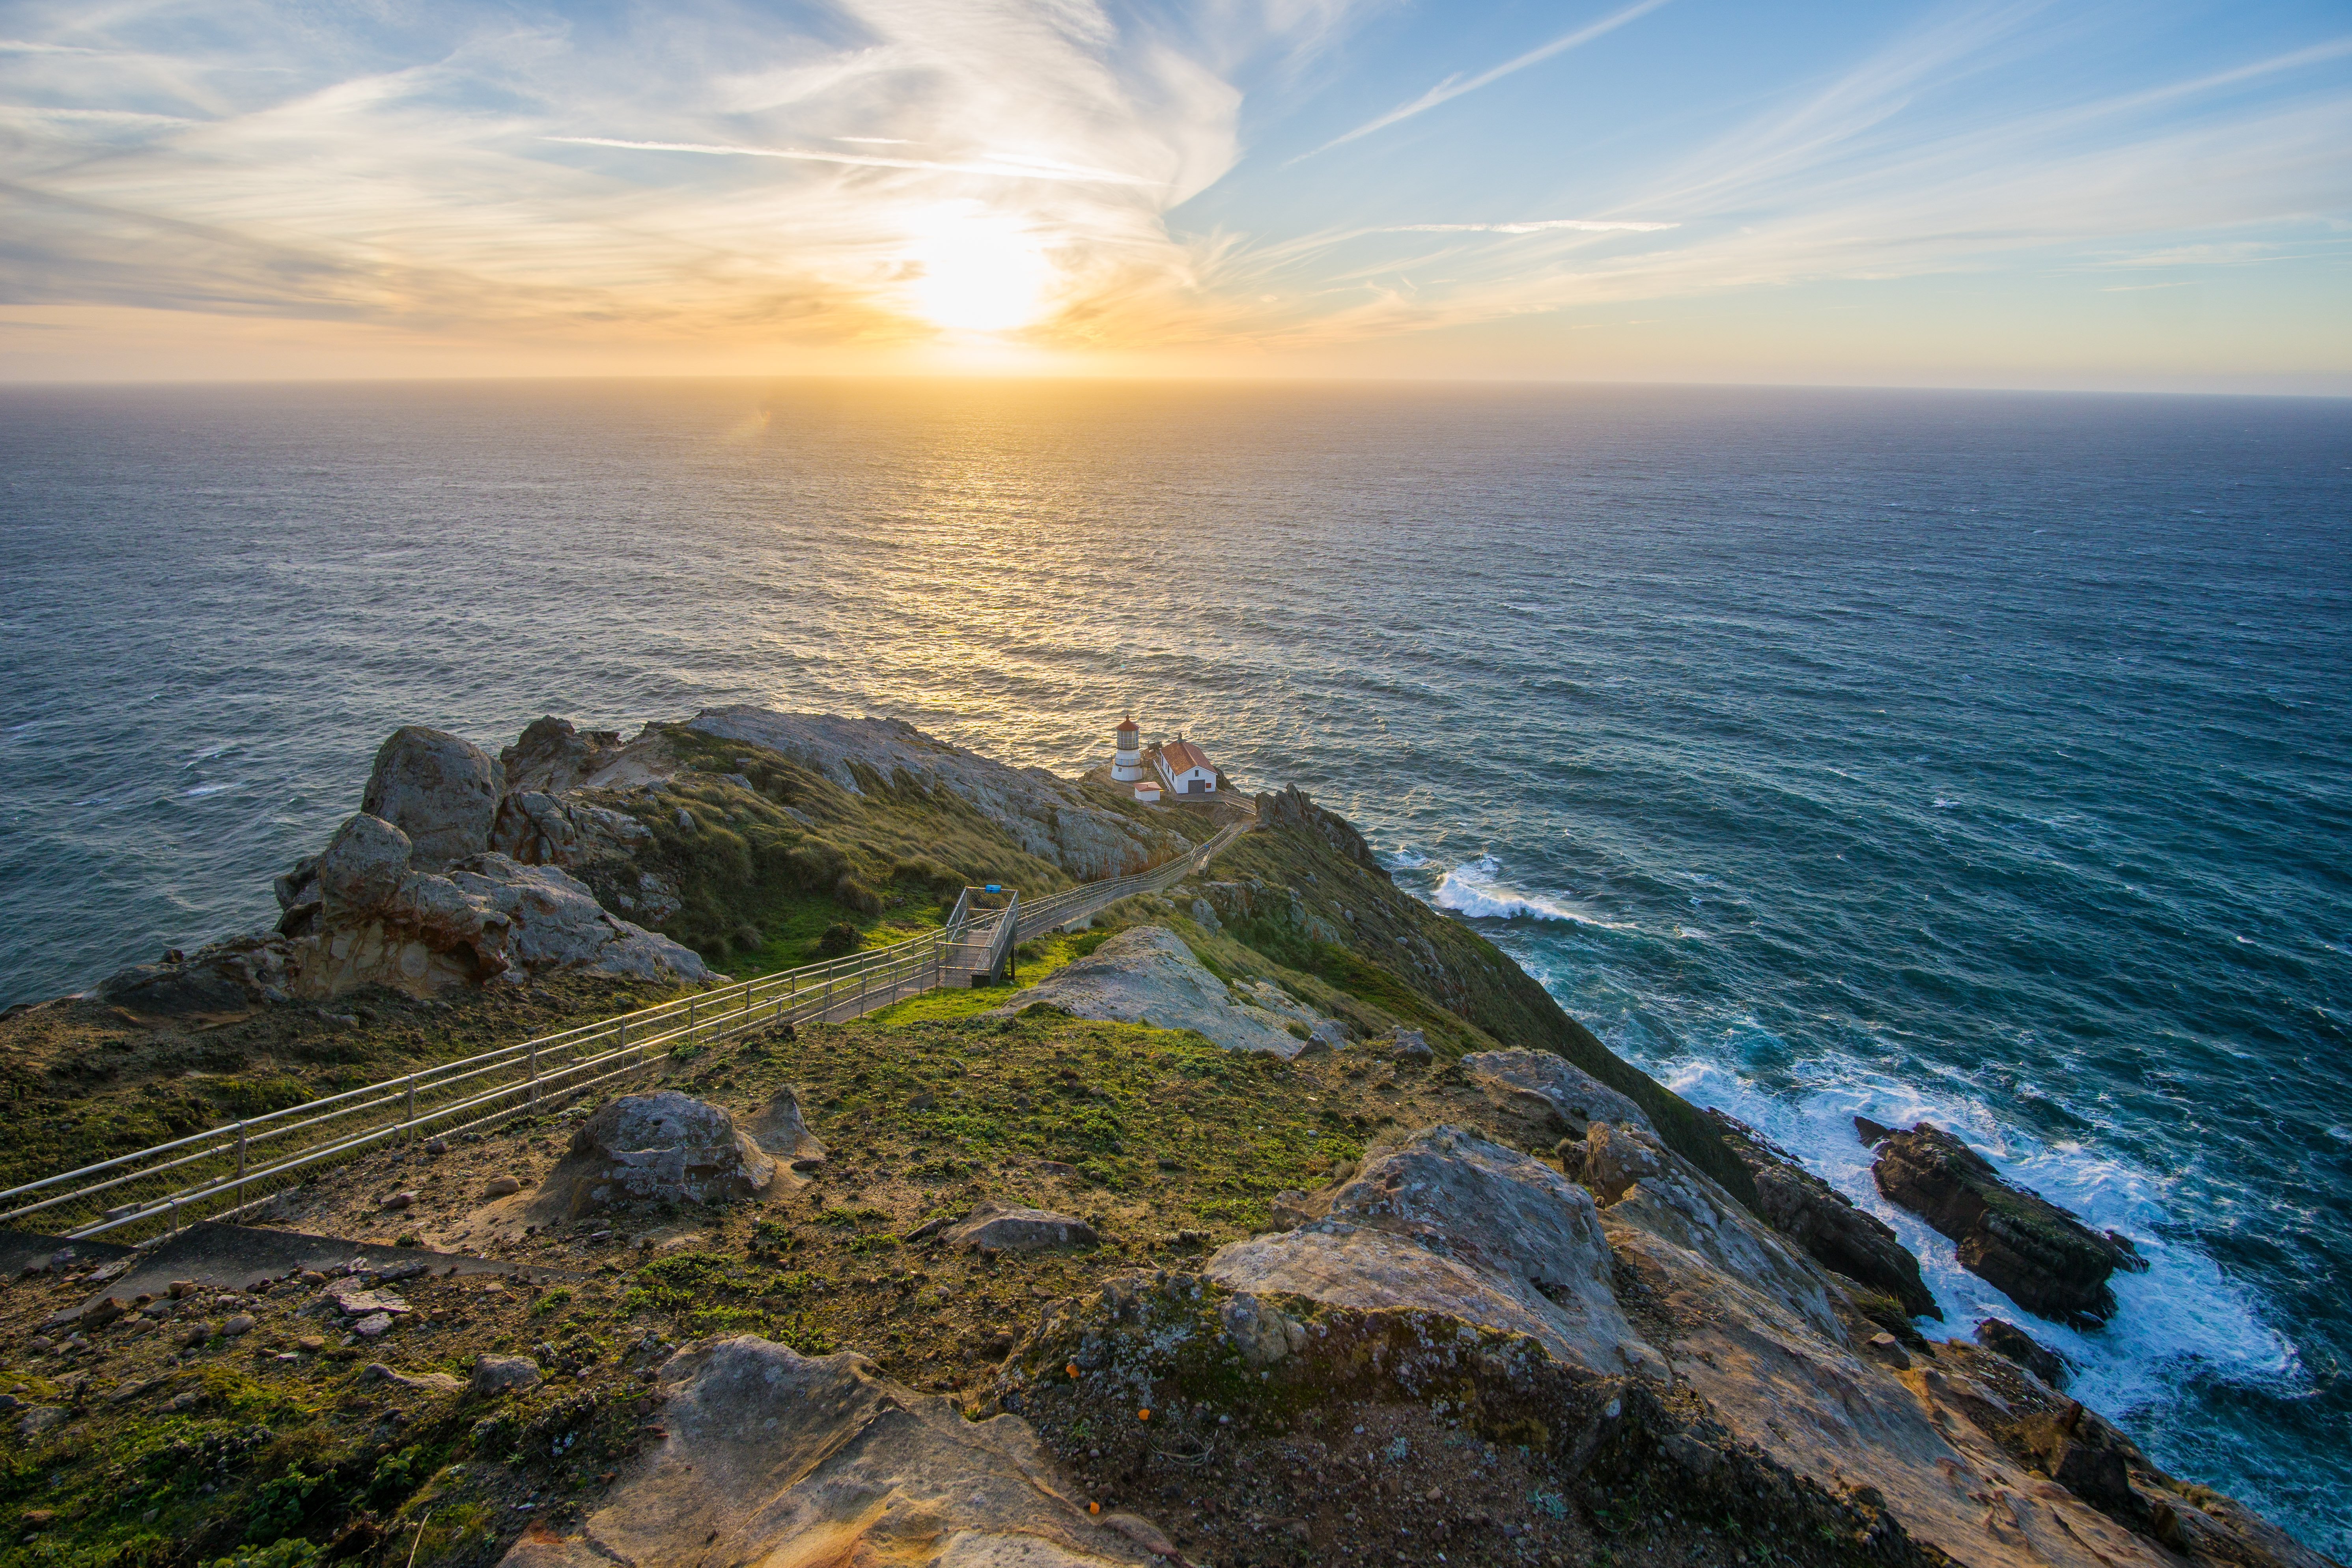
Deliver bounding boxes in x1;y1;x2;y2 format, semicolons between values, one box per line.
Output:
0;712;2333;1568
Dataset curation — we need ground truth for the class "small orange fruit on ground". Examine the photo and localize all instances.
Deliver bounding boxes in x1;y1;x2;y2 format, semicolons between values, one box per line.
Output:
1139;1409;1151;1421
1066;1362;1079;1379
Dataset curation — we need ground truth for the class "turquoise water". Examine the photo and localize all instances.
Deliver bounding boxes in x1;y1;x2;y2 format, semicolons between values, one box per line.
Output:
2;380;2346;1545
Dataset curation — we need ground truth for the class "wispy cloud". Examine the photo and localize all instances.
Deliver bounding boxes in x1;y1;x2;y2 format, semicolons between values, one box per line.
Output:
544;135;1157;184
1380;219;1676;234
1299;0;1672;158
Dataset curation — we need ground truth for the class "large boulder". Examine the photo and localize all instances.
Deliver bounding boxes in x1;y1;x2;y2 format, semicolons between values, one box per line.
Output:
501;1337;1159;1568
1707;1109;1938;1320
1872;1123;2144;1327
360;726;506;867
315;813;413;924
1206;1125;1662;1378
990;926;1325;1058
536;1092;776;1215
941;1201;1098;1255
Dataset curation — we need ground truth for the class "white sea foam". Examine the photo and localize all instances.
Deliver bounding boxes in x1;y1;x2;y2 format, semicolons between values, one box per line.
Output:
1658;1052;2298;1424
181;783;233;797
1387;846;1431;870
1432;854;1587;923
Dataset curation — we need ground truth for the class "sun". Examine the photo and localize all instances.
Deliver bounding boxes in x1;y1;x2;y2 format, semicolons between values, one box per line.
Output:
901;206;1055;334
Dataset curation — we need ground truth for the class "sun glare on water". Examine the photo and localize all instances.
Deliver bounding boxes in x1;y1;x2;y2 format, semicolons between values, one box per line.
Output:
902;206;1055;334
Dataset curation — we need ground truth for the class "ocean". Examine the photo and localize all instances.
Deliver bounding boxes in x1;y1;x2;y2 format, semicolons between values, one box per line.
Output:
1;380;2346;1546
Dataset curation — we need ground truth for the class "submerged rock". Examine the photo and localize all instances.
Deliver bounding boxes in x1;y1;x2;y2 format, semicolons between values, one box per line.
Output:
1872;1123;2144;1327
1707;1108;1938;1320
991;925;1329;1058
501;1337;1158;1568
535;1092;777;1216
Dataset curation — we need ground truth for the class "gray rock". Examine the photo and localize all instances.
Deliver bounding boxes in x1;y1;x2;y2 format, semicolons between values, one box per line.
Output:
317;813;414;924
1462;1048;1652;1137
1586;1120;1844;1340
537;1092;777;1216
495;1336;1156;1568
1706;1108;1936;1320
1379;1028;1434;1062
942;1201;1098;1255
362;726;506;868
289;853;709;1000
471;1354;543;1395
991;926;1323;1058
1975;1318;2068;1387
686;707;1186;879
16;1407;63;1438
744;1086;828;1172
499;716;627;796
1207;1126;1662;1379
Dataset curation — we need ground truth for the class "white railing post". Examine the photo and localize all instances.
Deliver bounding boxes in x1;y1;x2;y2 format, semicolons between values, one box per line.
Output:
235;1122;247;1180
405;1075;416;1133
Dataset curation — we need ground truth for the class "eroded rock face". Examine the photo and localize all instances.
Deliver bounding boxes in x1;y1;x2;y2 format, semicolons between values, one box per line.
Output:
360;727;505;868
1207;1126;1662;1379
498;716;628;796
1587;1120;1845;1340
1872;1123;2143;1327
1706;1109;1938;1320
537;1092;775;1216
687;706;1186;879
283;852;710;999
1463;1047;1653;1142
744;1086;827;1172
502;1336;1158;1568
991;926;1327;1058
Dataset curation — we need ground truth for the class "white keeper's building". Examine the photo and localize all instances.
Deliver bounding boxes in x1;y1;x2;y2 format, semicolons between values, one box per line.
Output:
1111;715;1220;802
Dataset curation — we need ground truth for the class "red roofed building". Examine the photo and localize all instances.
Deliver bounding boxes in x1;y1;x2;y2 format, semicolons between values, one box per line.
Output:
1106;716;1219;800
1150;735;1218;797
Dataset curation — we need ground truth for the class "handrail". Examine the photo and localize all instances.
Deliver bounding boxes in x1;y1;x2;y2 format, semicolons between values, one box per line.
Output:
1;813;1252;1241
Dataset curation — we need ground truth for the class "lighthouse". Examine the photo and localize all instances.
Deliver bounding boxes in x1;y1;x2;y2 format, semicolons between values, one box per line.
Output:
1111;715;1145;782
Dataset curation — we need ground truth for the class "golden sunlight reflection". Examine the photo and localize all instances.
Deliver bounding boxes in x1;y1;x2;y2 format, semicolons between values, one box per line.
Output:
900;203;1055;334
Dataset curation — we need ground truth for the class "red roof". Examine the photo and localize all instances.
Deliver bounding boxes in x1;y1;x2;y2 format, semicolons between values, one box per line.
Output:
1158;739;1213;775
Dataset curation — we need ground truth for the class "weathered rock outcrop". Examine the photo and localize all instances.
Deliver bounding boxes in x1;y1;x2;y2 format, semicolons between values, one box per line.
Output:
941;1201;1099;1255
1586;1118;1845;1340
687;706;1186;879
1464;1047;1654;1141
1707;1109;1938;1320
360;726;506;868
1206;1125;1664;1378
1977;1317;2069;1387
1872;1123;2144;1327
991;925;1331;1058
534;1092;777;1216
498;716;629;796
502;1336;1158;1568
279;820;710;999
1254;784;1387;877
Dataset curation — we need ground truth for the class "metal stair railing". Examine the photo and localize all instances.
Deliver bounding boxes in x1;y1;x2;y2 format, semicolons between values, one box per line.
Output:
0;816;1252;1243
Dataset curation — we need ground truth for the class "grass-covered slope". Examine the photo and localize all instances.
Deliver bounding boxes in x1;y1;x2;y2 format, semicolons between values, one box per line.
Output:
1143;791;1757;1206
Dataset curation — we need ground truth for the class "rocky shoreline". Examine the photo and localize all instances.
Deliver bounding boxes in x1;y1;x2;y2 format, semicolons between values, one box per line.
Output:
0;709;2333;1568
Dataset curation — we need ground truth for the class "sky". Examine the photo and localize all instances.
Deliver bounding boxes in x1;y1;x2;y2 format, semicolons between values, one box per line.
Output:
0;0;2346;389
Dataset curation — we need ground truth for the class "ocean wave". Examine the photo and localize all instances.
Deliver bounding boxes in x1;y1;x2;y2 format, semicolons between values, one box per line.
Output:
1432;855;1586;923
181;783;234;798
1657;1053;2298;1423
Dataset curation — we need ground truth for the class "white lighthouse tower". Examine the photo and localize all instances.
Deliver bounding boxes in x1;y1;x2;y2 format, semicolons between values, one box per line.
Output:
1111;715;1145;782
